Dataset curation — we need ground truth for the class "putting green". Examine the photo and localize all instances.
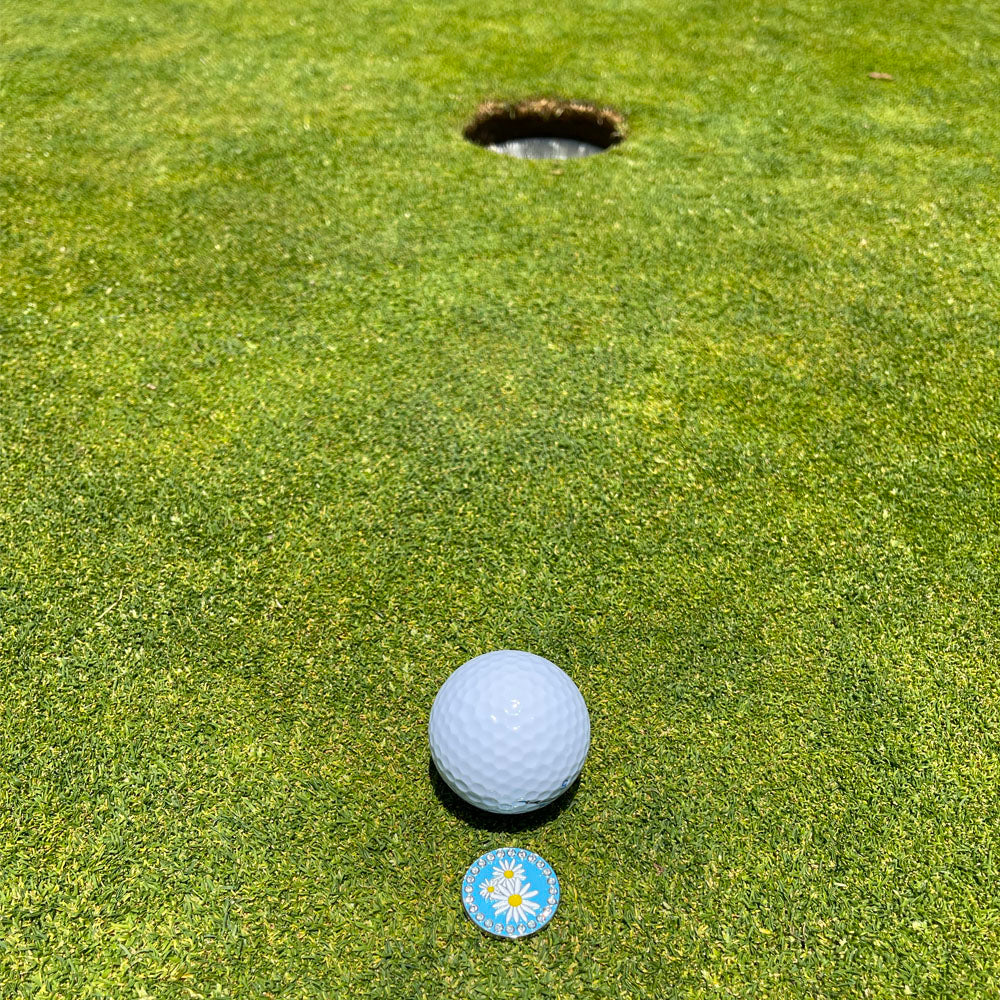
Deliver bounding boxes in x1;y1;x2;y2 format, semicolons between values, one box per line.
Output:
2;1;999;997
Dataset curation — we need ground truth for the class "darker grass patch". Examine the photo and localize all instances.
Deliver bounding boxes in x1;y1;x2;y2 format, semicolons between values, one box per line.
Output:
463;98;626;150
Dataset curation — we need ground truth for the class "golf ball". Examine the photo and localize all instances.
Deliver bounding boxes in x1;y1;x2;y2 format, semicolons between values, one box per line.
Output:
428;650;590;814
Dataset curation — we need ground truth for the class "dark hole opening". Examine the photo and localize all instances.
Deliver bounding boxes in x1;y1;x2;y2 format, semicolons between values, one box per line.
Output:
464;98;625;157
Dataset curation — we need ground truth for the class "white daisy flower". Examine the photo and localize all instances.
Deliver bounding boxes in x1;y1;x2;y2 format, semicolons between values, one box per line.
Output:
478;877;500;902
492;860;526;890
492;878;539;924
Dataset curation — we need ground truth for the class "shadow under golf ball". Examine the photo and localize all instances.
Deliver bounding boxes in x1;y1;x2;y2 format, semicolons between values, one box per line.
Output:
428;757;582;833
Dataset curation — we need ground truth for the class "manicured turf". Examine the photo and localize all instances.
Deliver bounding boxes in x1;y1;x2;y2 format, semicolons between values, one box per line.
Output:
3;1;999;996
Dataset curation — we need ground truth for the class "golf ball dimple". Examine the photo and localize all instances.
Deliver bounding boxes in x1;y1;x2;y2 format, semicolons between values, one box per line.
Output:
428;650;590;815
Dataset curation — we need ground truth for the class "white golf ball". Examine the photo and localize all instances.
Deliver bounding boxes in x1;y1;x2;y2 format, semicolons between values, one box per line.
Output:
428;650;590;815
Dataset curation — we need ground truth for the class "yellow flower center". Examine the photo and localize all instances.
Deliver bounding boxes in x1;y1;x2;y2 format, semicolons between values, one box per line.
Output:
508;894;522;907
486;886;494;893
504;870;514;879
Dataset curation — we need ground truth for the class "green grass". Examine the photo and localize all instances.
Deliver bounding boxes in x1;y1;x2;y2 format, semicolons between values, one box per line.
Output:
2;0;999;996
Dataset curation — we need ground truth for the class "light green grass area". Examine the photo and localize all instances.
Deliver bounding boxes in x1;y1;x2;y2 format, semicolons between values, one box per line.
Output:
2;1;999;996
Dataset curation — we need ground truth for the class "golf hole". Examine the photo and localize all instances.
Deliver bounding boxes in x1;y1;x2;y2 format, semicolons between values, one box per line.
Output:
464;98;625;160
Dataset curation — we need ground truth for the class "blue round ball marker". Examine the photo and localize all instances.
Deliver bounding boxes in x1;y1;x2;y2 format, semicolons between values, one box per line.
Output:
461;847;560;939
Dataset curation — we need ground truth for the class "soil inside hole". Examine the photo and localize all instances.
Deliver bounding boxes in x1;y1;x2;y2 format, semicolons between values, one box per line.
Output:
464;99;625;159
